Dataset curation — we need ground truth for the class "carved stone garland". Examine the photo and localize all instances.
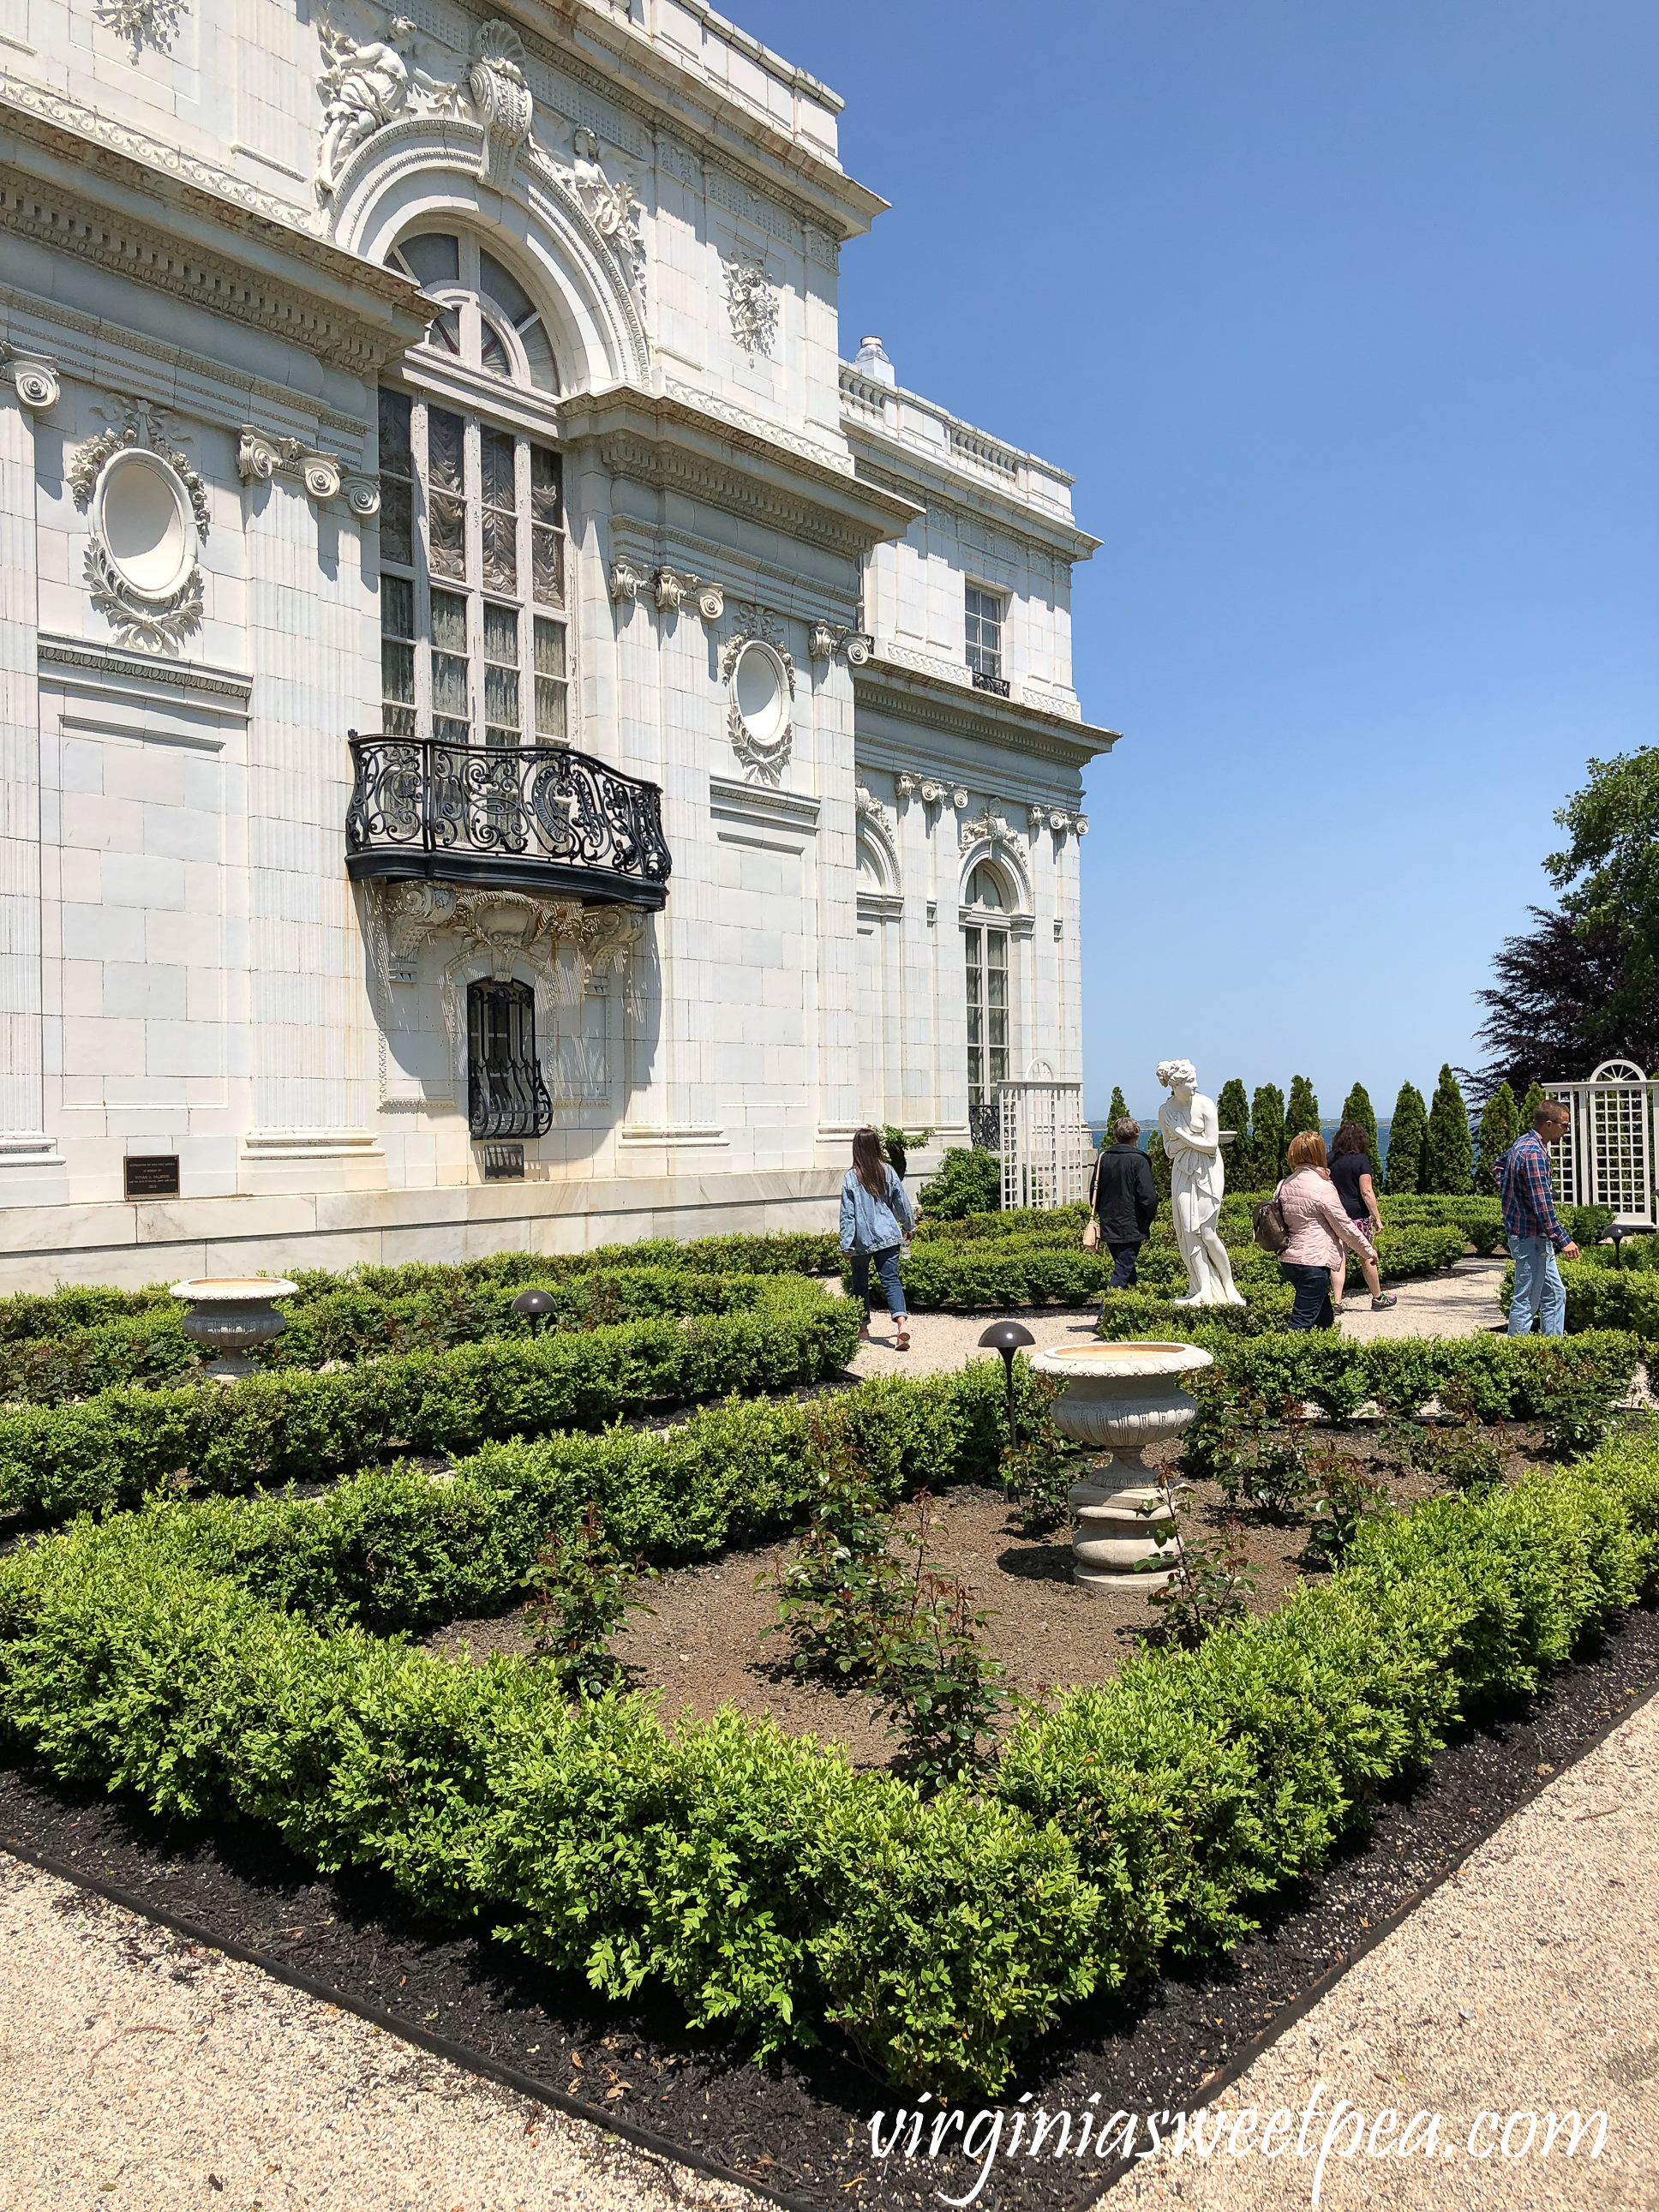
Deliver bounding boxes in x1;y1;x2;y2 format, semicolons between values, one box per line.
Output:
70;397;210;657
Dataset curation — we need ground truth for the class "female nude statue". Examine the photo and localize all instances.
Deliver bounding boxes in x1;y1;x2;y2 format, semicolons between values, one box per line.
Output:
1156;1058;1246;1306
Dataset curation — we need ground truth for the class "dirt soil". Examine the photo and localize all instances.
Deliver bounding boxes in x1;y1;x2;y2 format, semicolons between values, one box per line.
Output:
421;1425;1564;1767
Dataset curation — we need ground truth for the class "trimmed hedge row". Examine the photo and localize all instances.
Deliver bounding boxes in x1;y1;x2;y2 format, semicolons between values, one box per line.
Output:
3;1415;1657;2091
858;1224;1468;1315
0;1268;786;1409
0;1231;846;1348
0;1284;863;1525
1500;1258;1659;1339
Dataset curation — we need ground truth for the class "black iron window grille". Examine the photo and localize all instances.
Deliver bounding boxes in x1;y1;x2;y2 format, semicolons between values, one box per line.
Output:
346;735;671;906
467;980;553;1140
972;668;1011;698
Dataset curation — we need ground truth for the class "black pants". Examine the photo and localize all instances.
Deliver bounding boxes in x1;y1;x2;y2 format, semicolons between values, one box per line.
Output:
1107;1239;1142;1290
1280;1260;1334;1332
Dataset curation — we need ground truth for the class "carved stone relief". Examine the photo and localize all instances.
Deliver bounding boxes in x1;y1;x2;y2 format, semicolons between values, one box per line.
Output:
655;568;723;621
721;604;796;786
71;398;209;657
465;21;533;190
95;0;183;62
809;620;872;668
608;557;646;605
722;250;778;360
0;344;61;412
238;428;379;514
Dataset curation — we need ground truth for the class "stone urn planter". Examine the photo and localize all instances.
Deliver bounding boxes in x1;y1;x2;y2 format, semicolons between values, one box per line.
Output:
171;1277;299;1381
1029;1341;1214;1592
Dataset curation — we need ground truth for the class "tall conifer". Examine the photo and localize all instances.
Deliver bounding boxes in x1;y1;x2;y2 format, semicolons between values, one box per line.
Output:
1386;1082;1429;1194
1217;1078;1252;1186
1251;1083;1287;1184
1426;1064;1474;1193
1106;1084;1129;1133
1476;1082;1520;1196
1339;1082;1381;1173
1285;1075;1321;1145
1520;1080;1547;1130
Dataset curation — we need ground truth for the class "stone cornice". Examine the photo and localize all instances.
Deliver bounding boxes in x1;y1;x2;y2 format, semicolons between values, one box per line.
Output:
847;433;1103;566
0;82;429;375
853;655;1118;771
488;0;886;243
560;383;919;560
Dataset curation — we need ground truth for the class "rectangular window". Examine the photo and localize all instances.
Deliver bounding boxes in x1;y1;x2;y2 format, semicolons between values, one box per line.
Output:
375;392;570;748
965;584;1003;680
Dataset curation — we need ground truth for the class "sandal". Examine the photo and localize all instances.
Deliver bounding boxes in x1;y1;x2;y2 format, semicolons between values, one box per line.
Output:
1371;1292;1398;1310
895;1329;911;1352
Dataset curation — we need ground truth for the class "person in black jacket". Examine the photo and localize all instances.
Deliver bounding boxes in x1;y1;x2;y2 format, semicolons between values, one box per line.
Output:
1088;1118;1159;1298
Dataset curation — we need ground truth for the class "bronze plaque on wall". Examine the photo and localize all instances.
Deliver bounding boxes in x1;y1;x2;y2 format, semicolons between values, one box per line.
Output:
124;1154;181;1200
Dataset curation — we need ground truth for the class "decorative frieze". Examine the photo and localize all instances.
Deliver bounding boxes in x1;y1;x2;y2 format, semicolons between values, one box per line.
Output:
237;427;380;514
0;344;60;412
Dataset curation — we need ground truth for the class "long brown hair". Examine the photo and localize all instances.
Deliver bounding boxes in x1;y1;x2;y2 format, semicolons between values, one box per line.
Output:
852;1125;889;1197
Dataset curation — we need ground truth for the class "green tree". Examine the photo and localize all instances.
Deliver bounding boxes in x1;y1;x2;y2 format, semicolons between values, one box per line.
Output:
1426;1064;1474;1193
1217;1078;1252;1187
1339;1082;1381;1172
1475;1081;1520;1197
1520;1079;1547;1131
1386;1082;1429;1194
1105;1084;1129;1136
1285;1075;1321;1147
1147;1128;1173;1202
1546;747;1659;1051
1250;1083;1287;1185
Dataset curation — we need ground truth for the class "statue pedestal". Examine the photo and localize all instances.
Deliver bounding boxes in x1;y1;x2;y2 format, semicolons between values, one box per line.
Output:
1030;1341;1213;1593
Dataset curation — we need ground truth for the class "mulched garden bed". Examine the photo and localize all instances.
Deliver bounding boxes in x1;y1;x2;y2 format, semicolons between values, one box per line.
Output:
422;1424;1568;1769
4;1593;1656;2208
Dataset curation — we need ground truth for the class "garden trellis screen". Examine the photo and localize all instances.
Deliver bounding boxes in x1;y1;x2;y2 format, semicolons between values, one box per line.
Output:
998;1079;1092;1212
1544;1060;1657;1228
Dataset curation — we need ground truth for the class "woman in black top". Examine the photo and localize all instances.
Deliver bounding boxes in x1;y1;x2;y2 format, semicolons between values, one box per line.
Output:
1328;1121;1396;1315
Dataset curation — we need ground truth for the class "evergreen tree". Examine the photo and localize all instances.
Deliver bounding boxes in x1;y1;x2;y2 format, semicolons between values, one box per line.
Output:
1386;1082;1429;1194
1475;1081;1520;1197
1106;1084;1129;1134
1520;1079;1546;1130
1426;1064;1474;1193
1250;1083;1287;1185
1339;1082;1381;1173
1285;1075;1321;1146
1146;1128;1172;1202
1217;1078;1252;1187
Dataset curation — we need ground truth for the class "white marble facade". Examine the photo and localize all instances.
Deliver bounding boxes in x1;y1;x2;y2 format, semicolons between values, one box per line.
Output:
0;0;1115;1287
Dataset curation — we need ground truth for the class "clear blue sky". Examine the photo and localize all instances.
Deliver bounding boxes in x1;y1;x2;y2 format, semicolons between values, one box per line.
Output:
734;0;1659;1120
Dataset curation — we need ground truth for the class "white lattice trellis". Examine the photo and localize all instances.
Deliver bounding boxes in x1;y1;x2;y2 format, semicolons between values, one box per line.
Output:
1544;1061;1657;1226
998;1080;1091;1213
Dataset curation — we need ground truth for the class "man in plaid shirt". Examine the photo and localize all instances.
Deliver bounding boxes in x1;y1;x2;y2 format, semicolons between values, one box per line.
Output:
1497;1098;1580;1335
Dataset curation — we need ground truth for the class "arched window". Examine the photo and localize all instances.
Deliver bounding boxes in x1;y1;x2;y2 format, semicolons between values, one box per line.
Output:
378;231;568;750
963;863;1009;1120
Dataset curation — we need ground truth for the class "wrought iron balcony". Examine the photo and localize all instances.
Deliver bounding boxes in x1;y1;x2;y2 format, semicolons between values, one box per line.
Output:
971;668;1011;699
345;735;671;908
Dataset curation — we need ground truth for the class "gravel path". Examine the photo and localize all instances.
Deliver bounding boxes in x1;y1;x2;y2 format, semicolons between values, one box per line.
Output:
1335;1256;1507;1342
0;1856;766;2212
1102;1689;1659;2210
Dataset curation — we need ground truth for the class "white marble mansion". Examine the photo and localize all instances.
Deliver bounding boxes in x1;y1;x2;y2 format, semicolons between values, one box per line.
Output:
0;0;1114;1286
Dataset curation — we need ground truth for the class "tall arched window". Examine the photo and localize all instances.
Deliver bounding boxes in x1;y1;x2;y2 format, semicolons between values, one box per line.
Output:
964;863;1009;1122
378;231;568;749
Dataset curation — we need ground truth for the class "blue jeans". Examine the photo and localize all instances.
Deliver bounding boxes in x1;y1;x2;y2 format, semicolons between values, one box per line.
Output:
1508;1233;1566;1336
1279;1260;1335;1332
849;1243;907;1321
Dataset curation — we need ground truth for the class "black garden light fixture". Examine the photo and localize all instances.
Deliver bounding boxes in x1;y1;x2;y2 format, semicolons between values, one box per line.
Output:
979;1319;1036;1452
511;1286;558;1336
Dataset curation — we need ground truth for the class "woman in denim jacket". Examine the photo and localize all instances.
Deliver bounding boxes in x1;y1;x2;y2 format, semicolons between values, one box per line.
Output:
840;1126;916;1350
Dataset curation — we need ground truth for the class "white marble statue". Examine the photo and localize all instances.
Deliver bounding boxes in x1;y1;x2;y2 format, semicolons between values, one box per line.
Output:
1156;1059;1246;1306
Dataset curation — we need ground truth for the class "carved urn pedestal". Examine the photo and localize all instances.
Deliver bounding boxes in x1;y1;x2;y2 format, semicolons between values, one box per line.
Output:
1028;1341;1214;1592
171;1277;299;1381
